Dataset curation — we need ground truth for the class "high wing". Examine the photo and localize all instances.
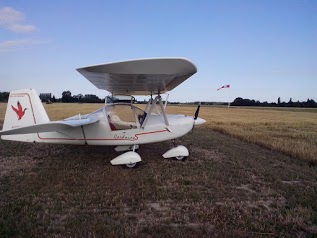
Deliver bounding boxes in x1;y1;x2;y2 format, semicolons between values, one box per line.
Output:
77;58;197;95
0;118;99;135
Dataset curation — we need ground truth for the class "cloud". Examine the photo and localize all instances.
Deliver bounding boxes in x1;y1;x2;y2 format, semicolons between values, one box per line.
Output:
0;7;36;33
8;23;36;33
0;39;50;52
0;39;30;48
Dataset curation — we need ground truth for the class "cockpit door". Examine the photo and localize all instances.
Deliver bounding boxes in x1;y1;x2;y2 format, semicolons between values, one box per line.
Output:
105;105;145;131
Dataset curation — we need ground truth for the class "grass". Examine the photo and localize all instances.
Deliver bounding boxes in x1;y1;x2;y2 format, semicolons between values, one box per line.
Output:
0;103;6;127
0;103;317;236
1;129;317;237
166;105;317;163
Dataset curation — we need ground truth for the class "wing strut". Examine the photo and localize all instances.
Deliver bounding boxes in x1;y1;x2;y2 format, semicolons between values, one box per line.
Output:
141;95;169;128
158;95;169;125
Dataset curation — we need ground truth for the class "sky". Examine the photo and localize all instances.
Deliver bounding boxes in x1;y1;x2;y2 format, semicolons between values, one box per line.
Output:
0;0;316;103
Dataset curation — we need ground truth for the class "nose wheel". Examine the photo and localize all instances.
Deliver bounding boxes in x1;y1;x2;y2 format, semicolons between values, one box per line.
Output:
123;161;140;168
111;145;141;168
163;145;189;160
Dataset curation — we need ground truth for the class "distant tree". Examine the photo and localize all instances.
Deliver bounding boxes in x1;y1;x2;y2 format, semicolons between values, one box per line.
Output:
293;100;301;108
83;94;103;103
61;90;73;103
277;97;281;106
280;101;286;107
262;101;269;107
39;93;52;103
305;98;317;108
231;97;257;106
73;94;83;103
0;92;9;102
231;97;244;106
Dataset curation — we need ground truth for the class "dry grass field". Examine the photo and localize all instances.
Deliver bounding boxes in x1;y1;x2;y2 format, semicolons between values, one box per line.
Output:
166;105;317;163
0;102;317;237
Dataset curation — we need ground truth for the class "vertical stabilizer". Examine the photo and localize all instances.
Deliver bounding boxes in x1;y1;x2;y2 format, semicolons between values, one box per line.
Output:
1;89;50;142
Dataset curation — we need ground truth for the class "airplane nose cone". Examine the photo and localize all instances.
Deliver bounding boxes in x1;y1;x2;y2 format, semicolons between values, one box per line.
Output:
194;117;206;126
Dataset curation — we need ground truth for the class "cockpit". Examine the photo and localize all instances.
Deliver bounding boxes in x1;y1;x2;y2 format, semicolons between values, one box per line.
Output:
104;104;146;131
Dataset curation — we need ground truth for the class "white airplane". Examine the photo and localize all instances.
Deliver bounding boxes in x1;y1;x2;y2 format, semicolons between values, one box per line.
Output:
0;58;206;168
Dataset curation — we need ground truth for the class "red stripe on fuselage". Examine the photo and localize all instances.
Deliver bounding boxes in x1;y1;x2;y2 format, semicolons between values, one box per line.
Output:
38;129;169;141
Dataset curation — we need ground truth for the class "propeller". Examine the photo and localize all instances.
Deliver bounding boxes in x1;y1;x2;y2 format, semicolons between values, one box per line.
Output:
194;103;201;120
193;103;206;128
192;103;206;132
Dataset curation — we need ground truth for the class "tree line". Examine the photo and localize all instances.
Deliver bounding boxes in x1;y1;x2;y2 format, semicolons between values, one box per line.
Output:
231;97;317;108
0;91;105;103
0;91;316;108
57;91;105;103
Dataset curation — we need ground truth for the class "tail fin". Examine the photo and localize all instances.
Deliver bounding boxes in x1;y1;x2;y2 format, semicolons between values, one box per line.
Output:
2;89;49;142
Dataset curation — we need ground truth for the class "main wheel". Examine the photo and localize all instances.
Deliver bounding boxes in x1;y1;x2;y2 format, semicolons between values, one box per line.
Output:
175;156;186;161
123;162;140;169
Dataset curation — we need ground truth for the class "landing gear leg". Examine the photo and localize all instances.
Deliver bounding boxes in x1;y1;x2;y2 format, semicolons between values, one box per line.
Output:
171;139;176;147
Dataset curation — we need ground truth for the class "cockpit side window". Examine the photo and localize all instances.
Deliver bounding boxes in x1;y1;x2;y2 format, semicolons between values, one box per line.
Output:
106;105;145;131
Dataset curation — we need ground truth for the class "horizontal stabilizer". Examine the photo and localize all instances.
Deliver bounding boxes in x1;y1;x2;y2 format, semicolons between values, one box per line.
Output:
0;118;99;136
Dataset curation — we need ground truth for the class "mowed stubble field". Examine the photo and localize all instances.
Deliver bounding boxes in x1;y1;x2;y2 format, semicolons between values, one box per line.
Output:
0;103;317;237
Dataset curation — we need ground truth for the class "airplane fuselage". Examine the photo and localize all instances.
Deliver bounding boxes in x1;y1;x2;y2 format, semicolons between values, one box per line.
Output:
17;105;195;146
